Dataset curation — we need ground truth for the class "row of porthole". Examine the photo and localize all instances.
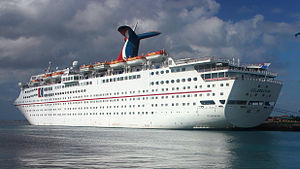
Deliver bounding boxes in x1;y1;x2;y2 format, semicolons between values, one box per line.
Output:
150;70;170;75
29;111;155;117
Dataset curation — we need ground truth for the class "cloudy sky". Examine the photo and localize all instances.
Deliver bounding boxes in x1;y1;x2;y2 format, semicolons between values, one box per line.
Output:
1;0;300;120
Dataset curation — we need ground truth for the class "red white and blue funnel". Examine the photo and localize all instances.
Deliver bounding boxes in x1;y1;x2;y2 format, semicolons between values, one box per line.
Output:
117;25;161;61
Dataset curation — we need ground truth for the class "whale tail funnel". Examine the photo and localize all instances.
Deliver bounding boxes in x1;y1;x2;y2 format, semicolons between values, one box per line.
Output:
117;25;160;61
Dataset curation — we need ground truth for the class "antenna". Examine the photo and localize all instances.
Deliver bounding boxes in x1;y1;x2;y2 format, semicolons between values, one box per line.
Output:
133;22;138;32
46;61;52;73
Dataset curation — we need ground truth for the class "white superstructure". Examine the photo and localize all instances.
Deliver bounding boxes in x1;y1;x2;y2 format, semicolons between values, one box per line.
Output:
14;25;282;129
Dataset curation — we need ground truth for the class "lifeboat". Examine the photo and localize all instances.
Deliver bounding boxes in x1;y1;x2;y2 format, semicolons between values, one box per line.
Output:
80;64;94;73
31;79;40;85
42;73;52;80
109;60;126;69
94;61;110;71
145;49;167;63
126;56;146;67
51;71;64;79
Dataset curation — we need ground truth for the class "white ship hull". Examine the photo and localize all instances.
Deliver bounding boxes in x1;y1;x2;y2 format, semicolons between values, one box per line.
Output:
14;66;282;129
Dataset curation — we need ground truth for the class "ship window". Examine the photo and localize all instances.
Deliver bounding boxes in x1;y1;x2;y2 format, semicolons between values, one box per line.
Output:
156;81;159;85
265;101;275;106
160;81;164;84
187;78;191;82
166;70;169;73
182;78;185;82
125;76;128;80
226;83;229;86
171;80;175;83
204;74;211;79
166;80;169;84
193;77;197;81
176;68;180;72
129;76;132;80
132;75;136;79
176;79;180;83
161;71;164;74
248;101;264;106
219;72;225;78
200;100;215;105
150;82;154;85
228;100;247;105
137;75;141;78
219;100;225;104
151;72;154;75
156;71;159;75
182;67;186;71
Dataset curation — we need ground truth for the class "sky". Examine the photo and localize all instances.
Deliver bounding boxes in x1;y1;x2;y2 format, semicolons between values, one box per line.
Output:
0;0;300;120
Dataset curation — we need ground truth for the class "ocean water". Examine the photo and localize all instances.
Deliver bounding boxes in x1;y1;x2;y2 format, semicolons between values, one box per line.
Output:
0;121;300;169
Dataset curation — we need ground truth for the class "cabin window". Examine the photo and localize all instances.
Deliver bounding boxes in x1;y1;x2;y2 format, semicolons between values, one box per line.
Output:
212;73;217;79
228;100;247;105
200;100;215;105
219;100;225;104
248;101;264;106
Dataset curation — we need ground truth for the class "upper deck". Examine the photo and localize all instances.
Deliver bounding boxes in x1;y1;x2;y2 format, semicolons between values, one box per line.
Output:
20;54;281;90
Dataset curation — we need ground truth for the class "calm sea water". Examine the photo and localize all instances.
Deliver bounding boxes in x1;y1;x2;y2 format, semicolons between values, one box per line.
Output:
0;121;300;169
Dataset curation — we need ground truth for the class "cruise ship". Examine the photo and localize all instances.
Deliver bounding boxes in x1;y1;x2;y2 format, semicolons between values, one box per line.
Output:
14;25;282;129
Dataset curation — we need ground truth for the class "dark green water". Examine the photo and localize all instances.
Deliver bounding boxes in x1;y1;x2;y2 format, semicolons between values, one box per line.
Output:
0;121;299;169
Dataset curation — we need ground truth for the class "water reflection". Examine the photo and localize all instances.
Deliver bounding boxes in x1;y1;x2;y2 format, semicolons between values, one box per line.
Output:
0;125;298;168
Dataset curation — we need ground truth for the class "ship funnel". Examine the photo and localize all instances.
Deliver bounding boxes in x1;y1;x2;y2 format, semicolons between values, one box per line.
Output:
117;25;161;61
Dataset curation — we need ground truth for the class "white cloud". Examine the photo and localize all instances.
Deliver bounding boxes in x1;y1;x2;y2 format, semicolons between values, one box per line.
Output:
0;0;298;83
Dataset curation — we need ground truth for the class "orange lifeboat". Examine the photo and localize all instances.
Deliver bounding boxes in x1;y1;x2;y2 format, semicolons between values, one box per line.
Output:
126;56;146;66
31;79;40;85
145;49;167;63
42;73;52;80
109;59;126;69
51;71;64;78
80;64;94;73
94;61;110;71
